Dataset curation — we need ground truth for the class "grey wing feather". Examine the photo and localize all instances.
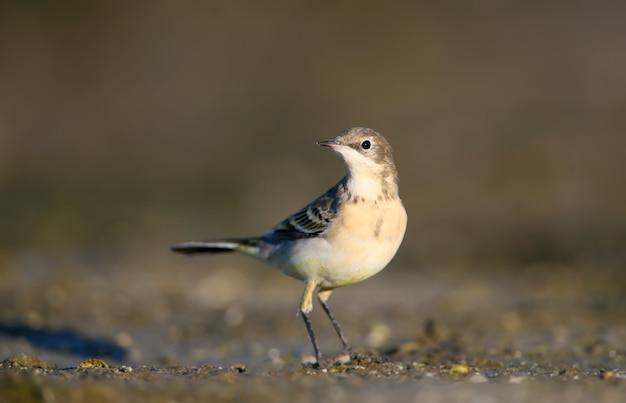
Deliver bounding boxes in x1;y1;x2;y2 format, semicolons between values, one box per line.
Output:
265;178;348;240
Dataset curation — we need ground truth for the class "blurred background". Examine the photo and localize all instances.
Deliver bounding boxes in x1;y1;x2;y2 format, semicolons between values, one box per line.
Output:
1;1;625;368
2;1;625;267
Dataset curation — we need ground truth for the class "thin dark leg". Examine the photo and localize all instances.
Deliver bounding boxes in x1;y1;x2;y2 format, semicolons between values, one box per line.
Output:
300;309;324;366
317;292;352;354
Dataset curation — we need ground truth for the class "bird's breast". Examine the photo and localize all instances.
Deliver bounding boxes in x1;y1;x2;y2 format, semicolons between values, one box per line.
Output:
317;197;407;287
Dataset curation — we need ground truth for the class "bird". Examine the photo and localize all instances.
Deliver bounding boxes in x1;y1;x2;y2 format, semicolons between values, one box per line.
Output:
171;127;407;367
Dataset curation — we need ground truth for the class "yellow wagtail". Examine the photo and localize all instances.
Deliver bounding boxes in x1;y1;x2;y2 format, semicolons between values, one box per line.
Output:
172;127;407;367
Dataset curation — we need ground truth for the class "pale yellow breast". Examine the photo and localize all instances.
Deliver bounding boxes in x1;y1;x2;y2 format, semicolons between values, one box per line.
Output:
319;198;407;287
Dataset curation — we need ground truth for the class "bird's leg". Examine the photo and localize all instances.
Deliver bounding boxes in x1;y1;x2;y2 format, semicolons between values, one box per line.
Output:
317;289;352;356
300;310;323;366
299;281;324;367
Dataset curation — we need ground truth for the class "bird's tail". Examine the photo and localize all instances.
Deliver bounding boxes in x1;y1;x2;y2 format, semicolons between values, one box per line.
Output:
170;238;260;255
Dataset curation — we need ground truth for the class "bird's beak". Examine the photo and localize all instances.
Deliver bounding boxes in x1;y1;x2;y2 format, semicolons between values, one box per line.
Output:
317;138;338;148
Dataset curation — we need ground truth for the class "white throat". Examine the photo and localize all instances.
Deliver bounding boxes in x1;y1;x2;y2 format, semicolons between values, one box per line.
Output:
346;172;384;200
339;148;391;201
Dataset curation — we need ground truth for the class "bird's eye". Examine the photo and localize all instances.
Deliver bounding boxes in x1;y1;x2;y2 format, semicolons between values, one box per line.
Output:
361;140;371;150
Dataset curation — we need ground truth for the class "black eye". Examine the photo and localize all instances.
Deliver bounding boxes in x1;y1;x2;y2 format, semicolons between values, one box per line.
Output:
361;140;371;150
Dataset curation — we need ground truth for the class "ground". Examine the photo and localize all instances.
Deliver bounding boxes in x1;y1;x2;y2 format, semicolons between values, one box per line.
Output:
1;250;624;402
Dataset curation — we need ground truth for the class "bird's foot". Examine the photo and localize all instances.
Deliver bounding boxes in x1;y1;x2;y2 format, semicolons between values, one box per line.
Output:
301;350;389;369
301;354;328;370
302;360;329;370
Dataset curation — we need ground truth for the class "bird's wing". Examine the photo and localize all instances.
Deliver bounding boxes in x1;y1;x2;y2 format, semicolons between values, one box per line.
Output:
265;178;347;240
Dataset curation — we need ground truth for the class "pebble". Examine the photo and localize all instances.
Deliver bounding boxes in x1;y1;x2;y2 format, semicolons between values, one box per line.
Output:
469;373;488;383
449;364;469;375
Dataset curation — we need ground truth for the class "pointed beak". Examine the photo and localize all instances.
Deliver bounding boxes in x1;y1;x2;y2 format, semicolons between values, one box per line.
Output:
317;138;338;148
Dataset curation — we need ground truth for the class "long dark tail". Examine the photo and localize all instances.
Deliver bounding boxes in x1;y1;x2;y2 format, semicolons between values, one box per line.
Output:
170;238;260;255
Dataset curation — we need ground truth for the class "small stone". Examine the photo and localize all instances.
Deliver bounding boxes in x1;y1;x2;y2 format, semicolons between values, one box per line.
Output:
230;364;247;373
449;364;469;375
301;355;317;366
8;354;49;369
335;354;351;365
469;373;488;383
79;358;109;368
600;371;615;380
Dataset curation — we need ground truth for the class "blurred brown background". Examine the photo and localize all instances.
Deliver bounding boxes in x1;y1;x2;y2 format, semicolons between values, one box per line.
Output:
1;1;625;272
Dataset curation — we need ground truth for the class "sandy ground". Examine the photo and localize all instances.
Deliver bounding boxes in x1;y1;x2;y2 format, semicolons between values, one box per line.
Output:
1;248;624;402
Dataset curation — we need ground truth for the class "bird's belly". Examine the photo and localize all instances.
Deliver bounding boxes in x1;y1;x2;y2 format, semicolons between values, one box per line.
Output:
270;200;407;289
